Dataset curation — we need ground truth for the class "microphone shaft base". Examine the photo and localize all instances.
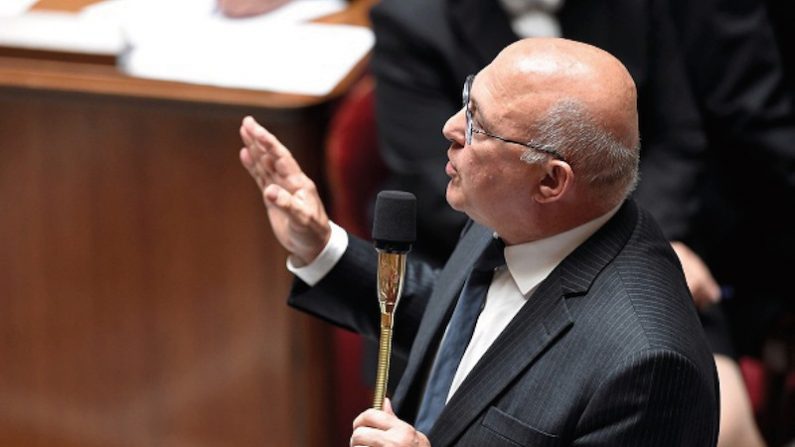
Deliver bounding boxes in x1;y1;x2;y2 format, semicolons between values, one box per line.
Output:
372;319;393;410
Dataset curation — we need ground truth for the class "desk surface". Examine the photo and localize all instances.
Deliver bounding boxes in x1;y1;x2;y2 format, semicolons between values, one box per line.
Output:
34;0;102;11
0;0;372;108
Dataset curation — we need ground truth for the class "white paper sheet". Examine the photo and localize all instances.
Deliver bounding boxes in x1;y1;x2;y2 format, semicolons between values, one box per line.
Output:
1;0;369;96
80;0;347;42
0;11;125;55
0;0;37;18
121;23;374;96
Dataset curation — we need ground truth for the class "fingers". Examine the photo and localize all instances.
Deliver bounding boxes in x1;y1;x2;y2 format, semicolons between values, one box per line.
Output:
263;184;311;222
263;184;324;232
241;116;290;165
351;426;402;447
351;410;385;447
240;148;265;190
350;406;431;447
239;116;307;193
353;408;395;432
240;118;274;187
264;183;290;209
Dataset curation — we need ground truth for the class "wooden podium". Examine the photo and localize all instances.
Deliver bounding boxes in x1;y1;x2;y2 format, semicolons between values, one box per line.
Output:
0;1;371;445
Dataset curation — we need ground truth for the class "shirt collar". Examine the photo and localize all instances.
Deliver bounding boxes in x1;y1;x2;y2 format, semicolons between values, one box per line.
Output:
502;205;620;295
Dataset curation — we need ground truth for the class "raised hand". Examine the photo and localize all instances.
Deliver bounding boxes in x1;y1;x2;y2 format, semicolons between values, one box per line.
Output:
239;116;331;265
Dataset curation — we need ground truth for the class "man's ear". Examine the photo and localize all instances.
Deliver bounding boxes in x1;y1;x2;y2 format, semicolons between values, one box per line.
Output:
534;160;573;203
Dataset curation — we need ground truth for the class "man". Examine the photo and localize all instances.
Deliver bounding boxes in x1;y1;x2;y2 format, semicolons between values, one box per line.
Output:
371;1;791;444
239;38;719;446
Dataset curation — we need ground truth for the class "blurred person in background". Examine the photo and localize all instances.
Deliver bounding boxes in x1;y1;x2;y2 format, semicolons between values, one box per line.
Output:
763;0;794;95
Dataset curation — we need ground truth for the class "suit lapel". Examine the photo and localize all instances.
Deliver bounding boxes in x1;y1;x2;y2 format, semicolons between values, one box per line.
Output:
428;201;639;446
429;275;573;446
393;223;495;417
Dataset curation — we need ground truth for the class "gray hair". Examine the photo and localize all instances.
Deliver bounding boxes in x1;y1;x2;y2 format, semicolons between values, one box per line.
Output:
520;99;639;201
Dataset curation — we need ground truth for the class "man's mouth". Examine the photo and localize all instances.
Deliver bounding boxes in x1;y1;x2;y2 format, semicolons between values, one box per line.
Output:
445;161;457;177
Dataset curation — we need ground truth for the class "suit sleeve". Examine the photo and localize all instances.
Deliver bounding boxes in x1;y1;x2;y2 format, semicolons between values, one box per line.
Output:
288;235;439;358
573;349;719;446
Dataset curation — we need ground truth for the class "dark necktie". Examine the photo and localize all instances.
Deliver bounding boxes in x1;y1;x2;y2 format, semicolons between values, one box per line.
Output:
414;236;505;434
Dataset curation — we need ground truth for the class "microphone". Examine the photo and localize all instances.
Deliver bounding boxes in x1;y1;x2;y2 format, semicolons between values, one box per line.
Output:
371;190;416;410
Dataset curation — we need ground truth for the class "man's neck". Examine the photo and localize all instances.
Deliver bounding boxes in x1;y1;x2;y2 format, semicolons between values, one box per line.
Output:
497;200;621;246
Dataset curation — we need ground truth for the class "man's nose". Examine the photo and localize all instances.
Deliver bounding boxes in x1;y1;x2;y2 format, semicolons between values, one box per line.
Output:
442;107;466;147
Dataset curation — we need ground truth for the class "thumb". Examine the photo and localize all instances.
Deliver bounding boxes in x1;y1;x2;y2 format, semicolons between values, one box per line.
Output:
383;397;395;416
264;184;305;220
263;184;288;208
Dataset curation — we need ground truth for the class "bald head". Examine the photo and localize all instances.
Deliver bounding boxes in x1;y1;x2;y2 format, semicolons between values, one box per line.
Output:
479;38;640;206
494;38;639;148
442;38;641;241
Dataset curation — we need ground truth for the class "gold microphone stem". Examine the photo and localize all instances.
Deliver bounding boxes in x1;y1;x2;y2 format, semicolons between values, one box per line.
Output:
373;313;394;410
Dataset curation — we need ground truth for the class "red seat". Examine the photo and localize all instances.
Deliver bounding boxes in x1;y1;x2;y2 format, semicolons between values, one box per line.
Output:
326;75;387;238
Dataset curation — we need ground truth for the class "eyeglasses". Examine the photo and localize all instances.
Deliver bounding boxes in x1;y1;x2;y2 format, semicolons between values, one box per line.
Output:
463;74;566;162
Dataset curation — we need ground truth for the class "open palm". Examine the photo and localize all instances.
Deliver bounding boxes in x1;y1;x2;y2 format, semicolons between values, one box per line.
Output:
238;116;330;264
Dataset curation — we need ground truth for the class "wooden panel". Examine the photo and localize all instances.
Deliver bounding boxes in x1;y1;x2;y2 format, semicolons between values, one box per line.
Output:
0;88;333;447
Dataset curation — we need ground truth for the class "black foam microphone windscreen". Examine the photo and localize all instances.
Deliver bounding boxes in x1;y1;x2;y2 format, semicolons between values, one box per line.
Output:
372;190;416;252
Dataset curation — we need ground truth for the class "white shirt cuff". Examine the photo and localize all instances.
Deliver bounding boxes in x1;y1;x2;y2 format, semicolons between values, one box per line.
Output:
287;221;349;286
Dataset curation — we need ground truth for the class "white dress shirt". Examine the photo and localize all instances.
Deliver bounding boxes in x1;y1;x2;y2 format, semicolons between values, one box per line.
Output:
287;221;348;286
289;207;619;402
446;207;617;400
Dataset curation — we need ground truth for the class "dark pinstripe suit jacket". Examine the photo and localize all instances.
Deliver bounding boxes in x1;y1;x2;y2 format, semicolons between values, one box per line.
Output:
289;200;720;446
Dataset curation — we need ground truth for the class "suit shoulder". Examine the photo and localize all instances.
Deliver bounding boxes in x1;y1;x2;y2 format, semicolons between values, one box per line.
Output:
569;205;711;366
611;209;713;364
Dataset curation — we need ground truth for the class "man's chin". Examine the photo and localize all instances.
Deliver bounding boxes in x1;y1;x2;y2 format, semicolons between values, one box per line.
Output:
445;185;463;212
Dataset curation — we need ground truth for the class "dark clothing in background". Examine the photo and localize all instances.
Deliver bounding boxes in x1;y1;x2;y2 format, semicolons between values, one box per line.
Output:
666;0;795;355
